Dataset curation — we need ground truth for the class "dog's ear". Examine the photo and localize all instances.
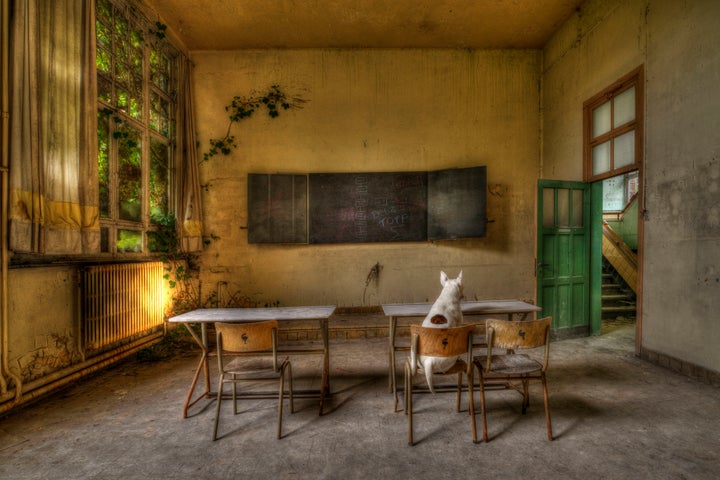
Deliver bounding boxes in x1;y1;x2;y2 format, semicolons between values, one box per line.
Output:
457;270;463;284
440;271;448;285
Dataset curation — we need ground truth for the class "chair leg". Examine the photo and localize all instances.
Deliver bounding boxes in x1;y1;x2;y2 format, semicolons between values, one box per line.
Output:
405;363;413;446
469;368;478;443
404;364;409;416
212;375;224;441
232;374;238;415
288;362;294;414
542;373;553;441
521;378;529;414
393;365;400;413
478;369;488;442
278;369;285;439
456;372;462;412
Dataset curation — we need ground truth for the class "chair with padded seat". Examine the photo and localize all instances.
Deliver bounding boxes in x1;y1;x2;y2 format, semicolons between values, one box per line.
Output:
396;324;477;445
473;316;553;442
212;320;293;440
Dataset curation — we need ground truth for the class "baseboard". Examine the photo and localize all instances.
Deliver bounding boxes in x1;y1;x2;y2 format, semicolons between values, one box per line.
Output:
640;347;720;386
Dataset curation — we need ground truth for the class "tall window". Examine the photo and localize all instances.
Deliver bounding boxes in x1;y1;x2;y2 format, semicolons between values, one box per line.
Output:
96;0;177;254
583;67;643;182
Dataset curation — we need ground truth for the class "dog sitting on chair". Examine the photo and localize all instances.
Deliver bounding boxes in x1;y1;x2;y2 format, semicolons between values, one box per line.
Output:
412;270;464;393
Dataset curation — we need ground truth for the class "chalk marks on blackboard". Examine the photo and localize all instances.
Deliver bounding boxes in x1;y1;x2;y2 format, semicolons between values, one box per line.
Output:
309;172;427;243
247;167;486;244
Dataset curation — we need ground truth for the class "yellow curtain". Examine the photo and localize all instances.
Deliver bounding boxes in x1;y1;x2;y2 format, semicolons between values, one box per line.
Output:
9;0;99;254
176;56;203;252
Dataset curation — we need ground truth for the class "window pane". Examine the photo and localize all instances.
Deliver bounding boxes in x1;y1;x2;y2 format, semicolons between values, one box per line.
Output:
97;0;112;24
613;130;635;169
118;126;142;222
97;111;110;218
150;138;169;222
592;101;611;138
129;75;143;120
150;51;170;92
117;229;142;253
543;188;555;227
130;26;144;49
100;227;110;252
96;47;111;74
572;189;584;227
592;141;611;175
96;19;111;48
557;189;570;227
97;75;112;103
150;92;170;136
613;86;635;128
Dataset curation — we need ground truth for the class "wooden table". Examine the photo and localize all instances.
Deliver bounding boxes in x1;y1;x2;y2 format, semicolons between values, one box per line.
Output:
168;306;336;417
382;300;541;393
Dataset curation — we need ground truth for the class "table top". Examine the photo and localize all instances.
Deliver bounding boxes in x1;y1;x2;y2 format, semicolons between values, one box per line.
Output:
168;306;337;323
381;300;540;317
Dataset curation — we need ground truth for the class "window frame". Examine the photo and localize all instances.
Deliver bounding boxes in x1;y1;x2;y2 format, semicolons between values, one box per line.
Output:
96;0;178;256
583;66;644;183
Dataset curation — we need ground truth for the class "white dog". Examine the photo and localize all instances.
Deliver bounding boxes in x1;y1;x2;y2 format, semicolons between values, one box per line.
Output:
412;271;464;393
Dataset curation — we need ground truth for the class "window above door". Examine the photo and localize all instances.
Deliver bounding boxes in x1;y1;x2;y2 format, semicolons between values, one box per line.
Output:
583;66;644;182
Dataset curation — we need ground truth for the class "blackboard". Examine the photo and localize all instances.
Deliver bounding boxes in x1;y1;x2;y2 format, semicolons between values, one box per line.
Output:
247;167;486;244
309;172;428;243
247;174;308;243
428;166;487;240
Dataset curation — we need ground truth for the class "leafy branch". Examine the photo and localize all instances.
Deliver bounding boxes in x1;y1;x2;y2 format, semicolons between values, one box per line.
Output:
202;85;306;162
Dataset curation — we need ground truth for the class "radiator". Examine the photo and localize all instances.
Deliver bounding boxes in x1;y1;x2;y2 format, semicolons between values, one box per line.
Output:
82;262;164;354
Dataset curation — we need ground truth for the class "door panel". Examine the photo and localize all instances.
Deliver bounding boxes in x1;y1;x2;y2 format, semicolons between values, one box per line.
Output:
537;181;591;334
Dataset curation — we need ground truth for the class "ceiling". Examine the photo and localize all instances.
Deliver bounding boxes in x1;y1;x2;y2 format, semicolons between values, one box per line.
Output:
145;0;584;50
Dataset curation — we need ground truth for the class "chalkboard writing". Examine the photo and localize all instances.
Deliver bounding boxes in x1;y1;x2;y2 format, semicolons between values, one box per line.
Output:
309;172;427;243
248;174;308;243
428;166;487;240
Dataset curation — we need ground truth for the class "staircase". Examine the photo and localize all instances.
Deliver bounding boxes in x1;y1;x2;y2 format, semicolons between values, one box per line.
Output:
601;254;636;319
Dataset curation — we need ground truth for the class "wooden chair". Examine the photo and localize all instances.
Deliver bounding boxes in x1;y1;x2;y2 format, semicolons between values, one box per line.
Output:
397;324;477;445
473;317;553;442
212;321;293;440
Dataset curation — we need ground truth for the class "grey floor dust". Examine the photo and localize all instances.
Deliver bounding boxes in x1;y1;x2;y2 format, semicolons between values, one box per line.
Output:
1;316;718;479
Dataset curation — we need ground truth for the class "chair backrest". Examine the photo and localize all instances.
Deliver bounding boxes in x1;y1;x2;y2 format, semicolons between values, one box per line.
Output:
486;317;552;350
215;320;278;353
410;324;475;357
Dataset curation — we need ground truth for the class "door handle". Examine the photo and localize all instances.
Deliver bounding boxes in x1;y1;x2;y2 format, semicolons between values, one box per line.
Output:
535;261;549;276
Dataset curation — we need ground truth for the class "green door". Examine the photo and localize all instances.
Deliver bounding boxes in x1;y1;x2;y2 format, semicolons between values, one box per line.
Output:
537;180;598;336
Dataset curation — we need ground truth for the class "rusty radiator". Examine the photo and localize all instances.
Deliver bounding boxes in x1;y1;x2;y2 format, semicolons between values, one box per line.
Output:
82;262;164;354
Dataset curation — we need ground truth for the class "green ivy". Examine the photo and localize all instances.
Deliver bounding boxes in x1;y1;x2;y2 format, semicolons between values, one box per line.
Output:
202;85;306;162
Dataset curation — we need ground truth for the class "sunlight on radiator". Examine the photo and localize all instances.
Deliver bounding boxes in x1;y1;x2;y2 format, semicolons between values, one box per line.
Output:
82;262;164;353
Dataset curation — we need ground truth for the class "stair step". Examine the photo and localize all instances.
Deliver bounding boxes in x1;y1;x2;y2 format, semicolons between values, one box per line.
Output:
602;293;634;301
602;305;637;313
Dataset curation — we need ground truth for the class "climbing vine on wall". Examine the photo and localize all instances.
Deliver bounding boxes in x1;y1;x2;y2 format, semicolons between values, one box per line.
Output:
202;85;306;162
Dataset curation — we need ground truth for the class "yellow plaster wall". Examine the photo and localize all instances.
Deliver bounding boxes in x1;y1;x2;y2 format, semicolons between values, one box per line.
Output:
7;267;80;382
542;0;646;181
192;49;542;307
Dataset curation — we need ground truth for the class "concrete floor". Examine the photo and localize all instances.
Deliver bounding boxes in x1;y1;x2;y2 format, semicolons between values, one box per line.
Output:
1;317;718;479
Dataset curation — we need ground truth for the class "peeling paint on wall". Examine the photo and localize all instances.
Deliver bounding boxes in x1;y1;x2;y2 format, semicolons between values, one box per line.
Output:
15;333;81;383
